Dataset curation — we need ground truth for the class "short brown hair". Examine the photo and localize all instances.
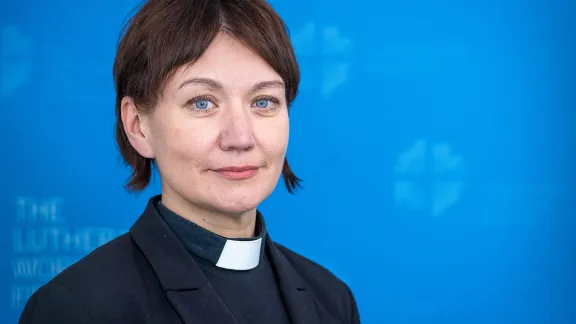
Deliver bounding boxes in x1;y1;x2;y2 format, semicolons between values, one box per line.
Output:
113;0;302;194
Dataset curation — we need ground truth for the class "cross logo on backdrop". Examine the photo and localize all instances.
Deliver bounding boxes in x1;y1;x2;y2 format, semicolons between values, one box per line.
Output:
394;138;465;217
290;22;352;98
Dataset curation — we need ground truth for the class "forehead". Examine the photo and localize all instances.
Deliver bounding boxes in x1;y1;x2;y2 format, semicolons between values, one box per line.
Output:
167;33;283;92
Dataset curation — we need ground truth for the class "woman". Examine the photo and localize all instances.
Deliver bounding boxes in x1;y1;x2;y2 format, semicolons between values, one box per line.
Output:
19;0;360;323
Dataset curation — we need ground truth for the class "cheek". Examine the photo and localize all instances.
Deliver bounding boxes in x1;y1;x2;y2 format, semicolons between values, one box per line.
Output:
255;116;289;159
151;112;215;166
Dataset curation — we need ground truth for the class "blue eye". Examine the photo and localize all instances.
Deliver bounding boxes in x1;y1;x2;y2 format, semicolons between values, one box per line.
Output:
254;99;269;109
194;100;211;110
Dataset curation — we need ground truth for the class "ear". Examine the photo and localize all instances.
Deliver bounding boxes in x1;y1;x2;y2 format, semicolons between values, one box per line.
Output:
121;96;156;159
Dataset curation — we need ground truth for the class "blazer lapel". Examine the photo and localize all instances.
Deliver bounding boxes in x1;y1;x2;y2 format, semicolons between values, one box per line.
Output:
130;196;237;324
266;236;321;324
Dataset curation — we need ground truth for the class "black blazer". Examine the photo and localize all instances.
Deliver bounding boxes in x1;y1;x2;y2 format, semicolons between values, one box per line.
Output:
19;198;361;324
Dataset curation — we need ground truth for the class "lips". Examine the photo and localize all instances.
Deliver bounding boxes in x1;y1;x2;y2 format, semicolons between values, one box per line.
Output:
213;165;259;172
212;165;260;180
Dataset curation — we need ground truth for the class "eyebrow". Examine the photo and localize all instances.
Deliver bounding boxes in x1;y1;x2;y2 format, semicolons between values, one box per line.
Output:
177;78;285;92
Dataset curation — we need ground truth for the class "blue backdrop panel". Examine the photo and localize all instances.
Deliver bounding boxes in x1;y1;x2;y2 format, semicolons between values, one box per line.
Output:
1;0;574;323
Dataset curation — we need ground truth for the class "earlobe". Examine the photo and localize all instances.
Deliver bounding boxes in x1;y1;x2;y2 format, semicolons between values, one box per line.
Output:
121;96;155;159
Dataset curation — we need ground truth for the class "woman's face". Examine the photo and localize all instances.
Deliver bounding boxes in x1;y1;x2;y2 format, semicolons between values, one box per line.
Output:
135;33;289;215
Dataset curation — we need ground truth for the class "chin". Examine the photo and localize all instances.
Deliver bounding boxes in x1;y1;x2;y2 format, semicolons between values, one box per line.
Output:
214;199;261;215
212;188;272;215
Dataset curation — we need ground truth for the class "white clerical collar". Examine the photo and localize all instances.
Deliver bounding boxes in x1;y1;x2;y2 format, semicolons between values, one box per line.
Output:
215;237;263;270
156;200;266;271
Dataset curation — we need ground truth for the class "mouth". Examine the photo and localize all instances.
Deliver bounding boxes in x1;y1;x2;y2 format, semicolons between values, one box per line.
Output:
212;165;260;180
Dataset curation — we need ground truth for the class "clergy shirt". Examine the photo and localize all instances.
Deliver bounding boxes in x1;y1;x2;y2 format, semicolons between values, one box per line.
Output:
155;200;292;324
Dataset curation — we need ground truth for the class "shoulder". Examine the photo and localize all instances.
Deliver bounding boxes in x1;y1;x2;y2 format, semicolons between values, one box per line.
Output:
50;233;138;291
273;243;360;322
273;243;357;310
274;243;347;288
19;281;94;324
20;234;145;323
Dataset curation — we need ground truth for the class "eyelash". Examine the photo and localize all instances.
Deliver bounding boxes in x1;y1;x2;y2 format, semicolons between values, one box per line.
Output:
187;95;281;114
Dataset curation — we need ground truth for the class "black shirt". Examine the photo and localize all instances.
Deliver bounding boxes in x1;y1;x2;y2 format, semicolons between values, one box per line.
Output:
156;200;292;324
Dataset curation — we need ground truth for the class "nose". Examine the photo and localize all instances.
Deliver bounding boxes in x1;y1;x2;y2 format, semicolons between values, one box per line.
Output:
219;106;255;152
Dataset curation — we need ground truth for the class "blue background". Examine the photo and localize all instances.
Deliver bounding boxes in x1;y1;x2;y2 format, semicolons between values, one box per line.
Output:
1;0;574;323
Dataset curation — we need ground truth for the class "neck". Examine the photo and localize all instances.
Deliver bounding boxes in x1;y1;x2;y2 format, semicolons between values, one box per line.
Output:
160;189;257;239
